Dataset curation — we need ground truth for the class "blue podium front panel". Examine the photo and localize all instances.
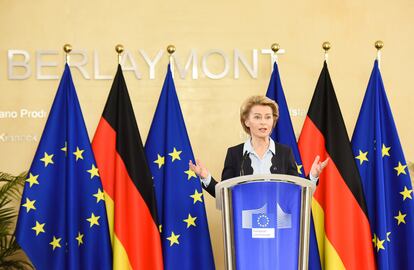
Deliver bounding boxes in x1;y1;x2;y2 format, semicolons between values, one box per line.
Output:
231;181;301;270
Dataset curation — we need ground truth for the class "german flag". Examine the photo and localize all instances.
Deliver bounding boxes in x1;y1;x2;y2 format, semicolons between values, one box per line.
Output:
92;65;163;270
298;62;375;269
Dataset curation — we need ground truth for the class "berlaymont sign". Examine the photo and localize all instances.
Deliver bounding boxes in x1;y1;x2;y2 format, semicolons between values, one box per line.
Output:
5;48;284;80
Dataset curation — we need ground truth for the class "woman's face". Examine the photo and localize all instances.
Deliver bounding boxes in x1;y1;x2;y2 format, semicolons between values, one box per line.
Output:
245;105;274;139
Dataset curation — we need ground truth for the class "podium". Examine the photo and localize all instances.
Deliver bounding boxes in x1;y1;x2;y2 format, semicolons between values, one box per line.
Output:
216;174;315;270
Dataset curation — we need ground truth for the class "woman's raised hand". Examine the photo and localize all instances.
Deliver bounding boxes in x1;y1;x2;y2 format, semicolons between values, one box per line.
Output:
310;155;329;178
189;159;209;179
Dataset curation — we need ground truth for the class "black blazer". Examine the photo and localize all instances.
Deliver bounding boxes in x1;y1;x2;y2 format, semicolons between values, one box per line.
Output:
204;142;299;197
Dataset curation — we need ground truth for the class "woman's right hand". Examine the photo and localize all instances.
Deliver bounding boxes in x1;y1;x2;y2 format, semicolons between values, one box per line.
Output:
189;159;209;179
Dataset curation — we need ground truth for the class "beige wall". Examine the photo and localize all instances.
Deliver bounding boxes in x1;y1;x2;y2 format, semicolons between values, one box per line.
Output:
1;0;414;268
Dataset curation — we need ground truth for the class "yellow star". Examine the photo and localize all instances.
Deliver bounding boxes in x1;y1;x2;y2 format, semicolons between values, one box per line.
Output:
93;188;105;203
32;221;45;236
376;237;385;252
394;162;407;176
169;148;182;162
296;163;303;175
87;164;100;179
26;173;39;187
400;186;413;201
86;213;100;228
372;233;377;248
166;231;180;246
386;232;391;242
394;211;407;225
40;152;54;167
76;232;84;246
355;150;368;165
154;154;165;169
22;197;36;213
73;147;84;161
382;144;391;158
159;224;162;233
184;168;197;180
61;142;67;153
49;236;62;250
190;190;203;204
183;214;197;228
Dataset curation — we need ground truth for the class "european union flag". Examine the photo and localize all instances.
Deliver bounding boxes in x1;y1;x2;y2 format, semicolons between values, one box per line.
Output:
266;62;304;178
266;62;321;270
145;65;215;270
351;60;414;268
15;64;112;270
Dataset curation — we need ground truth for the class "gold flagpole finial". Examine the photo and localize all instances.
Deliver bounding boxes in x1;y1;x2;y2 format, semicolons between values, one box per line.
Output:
115;44;124;64
63;44;72;64
322;41;331;62
167;45;176;55
271;43;280;64
271;43;280;54
167;45;176;75
375;40;384;51
375;40;384;69
322;41;331;52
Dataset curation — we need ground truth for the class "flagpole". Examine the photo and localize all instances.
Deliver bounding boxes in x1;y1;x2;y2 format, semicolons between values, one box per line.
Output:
115;44;124;65
375;40;384;70
271;43;280;64
167;44;176;77
322;41;331;63
63;44;72;65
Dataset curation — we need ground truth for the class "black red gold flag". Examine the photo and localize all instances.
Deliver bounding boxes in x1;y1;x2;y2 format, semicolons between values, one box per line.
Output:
92;65;163;270
298;62;375;269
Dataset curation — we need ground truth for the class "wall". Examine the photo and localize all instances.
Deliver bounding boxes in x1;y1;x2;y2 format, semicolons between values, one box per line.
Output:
1;0;413;268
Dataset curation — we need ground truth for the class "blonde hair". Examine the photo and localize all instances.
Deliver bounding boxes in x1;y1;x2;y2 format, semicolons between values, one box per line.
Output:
240;95;279;134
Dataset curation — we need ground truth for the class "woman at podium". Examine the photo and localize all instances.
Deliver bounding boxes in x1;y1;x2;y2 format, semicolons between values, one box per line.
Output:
189;95;328;197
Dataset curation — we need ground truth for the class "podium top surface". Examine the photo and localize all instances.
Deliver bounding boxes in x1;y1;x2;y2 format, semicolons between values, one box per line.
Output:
215;174;316;210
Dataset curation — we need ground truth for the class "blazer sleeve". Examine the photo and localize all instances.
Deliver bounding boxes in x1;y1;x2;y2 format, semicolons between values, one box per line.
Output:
204;148;236;197
286;147;318;185
222;147;236;180
286;147;299;177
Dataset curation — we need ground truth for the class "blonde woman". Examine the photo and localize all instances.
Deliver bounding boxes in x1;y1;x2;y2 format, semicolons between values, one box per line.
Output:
189;95;328;197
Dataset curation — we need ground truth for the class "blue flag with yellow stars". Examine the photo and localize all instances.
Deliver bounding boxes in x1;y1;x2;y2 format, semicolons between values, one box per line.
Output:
351;60;414;269
15;64;112;270
266;61;321;270
145;65;215;270
266;62;304;178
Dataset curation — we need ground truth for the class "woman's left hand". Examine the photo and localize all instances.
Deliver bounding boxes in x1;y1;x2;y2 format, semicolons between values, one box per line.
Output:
310;155;329;178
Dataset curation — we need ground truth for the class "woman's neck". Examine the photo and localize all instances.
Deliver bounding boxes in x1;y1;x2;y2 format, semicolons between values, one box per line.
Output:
250;136;270;157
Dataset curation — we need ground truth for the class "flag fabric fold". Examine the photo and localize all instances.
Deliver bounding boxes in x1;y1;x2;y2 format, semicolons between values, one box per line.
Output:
145;65;215;270
298;61;375;269
266;62;321;270
15;64;112;270
92;65;163;270
351;60;414;269
267;62;305;178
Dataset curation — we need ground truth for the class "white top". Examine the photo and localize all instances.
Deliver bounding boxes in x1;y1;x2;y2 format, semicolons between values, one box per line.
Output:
201;138;318;187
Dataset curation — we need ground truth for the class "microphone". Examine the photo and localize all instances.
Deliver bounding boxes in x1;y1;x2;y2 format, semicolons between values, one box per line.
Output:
240;150;250;176
270;152;278;173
